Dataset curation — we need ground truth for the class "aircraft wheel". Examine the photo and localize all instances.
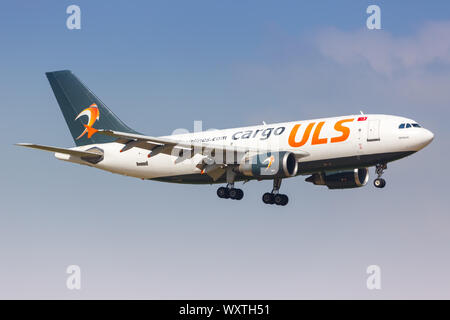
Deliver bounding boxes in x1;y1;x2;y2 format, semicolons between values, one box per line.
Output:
274;194;289;206
229;188;244;200
280;194;289;206
374;178;386;188
262;192;275;204
274;194;284;205
235;189;244;200
217;187;230;198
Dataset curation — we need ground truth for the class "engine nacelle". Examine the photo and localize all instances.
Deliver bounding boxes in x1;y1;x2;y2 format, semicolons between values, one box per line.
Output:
239;151;298;178
305;168;369;189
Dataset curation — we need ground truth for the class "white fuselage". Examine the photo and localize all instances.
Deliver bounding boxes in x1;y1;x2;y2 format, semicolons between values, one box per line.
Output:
56;114;434;183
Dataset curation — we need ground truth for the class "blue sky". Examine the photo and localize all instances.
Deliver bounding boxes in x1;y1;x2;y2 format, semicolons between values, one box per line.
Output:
1;1;450;299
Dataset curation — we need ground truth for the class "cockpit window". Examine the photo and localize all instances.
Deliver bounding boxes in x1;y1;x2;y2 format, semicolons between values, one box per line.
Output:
399;123;421;129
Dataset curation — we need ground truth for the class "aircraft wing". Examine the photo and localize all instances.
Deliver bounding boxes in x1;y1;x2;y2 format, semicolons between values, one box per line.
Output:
99;130;191;150
15;143;102;158
98;129;310;161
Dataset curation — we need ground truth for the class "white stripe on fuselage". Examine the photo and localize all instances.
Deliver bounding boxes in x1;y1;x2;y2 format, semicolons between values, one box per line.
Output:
57;114;434;180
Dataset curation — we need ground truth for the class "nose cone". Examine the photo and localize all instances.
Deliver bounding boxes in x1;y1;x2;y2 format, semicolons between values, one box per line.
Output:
423;129;434;144
417;129;434;149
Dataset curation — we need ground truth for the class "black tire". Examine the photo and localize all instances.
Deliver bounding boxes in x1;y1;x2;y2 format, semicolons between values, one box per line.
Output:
274;194;284;205
229;188;238;199
217;187;229;198
280;194;289;206
374;179;380;188
235;189;244;200
374;178;386;188
262;192;274;204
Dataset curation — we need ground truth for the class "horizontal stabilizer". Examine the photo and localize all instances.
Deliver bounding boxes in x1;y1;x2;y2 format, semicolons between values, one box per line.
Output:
15;143;102;158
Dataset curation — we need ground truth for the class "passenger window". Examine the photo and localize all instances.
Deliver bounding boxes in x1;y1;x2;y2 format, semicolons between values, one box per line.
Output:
399;123;405;129
406;123;411;128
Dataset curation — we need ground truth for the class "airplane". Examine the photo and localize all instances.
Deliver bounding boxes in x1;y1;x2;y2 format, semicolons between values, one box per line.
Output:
16;70;434;206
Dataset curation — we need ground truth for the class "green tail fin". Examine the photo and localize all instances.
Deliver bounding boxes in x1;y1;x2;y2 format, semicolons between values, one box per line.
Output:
46;70;139;146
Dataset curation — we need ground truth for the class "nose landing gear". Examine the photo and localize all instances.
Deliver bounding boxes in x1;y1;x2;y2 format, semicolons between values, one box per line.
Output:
262;178;289;206
374;163;387;188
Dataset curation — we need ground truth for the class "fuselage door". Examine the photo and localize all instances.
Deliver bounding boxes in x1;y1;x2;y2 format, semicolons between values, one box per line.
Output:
367;120;380;142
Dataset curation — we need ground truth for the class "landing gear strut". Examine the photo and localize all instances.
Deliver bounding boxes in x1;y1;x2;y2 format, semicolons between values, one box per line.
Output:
217;167;244;200
262;178;289;206
374;163;387;188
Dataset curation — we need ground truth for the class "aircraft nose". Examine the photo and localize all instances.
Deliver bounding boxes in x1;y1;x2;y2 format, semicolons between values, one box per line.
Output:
424;128;434;143
418;128;434;149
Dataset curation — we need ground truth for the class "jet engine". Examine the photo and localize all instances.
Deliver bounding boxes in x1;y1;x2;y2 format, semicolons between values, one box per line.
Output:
305;168;369;189
239;151;298;179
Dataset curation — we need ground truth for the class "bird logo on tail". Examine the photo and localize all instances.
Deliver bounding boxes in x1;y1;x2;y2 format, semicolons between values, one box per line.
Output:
75;103;99;139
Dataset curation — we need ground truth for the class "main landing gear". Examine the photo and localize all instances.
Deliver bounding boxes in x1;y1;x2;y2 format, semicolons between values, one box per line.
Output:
374;163;387;188
262;178;289;206
217;185;244;200
217;167;244;200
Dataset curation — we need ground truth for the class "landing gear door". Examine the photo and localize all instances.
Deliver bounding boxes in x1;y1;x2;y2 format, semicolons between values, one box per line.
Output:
367;120;380;142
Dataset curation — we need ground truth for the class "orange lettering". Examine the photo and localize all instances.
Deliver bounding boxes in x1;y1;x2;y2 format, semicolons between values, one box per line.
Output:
288;123;315;147
311;121;327;145
331;118;354;143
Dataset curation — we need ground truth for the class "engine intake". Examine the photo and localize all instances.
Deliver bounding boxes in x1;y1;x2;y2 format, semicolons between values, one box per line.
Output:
306;168;369;189
239;151;298;178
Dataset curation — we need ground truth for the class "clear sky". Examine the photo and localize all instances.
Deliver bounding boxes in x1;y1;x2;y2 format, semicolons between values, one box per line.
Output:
1;0;450;299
